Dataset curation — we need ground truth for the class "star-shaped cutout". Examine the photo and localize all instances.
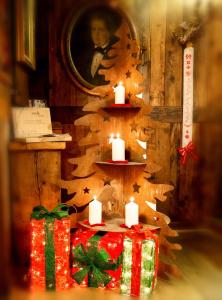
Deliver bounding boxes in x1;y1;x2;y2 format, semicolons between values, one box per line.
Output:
103;115;110;122
133;182;141;193
126;70;131;78
126;43;131;50
103;178;112;186
83;187;90;194
130;120;138;132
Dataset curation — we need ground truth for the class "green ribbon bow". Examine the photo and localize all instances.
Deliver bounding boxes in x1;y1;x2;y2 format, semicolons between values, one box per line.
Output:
31;204;69;220
31;204;69;291
73;243;122;288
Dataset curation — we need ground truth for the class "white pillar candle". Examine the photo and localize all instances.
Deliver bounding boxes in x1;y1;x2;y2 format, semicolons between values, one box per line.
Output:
111;133;125;161
182;43;194;147
125;197;139;228
114;82;125;104
89;196;102;225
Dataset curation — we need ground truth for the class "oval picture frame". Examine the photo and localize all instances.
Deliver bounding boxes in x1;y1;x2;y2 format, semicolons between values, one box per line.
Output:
61;3;138;96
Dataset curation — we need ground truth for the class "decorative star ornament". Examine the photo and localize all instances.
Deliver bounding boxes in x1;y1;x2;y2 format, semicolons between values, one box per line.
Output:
130;120;138;133
103;178;112;186
126;70;131;78
83;187;90;194
133;182;141;193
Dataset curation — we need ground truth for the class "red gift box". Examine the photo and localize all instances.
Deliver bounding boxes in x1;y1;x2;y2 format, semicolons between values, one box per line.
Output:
71;229;123;289
30;205;71;291
120;229;159;297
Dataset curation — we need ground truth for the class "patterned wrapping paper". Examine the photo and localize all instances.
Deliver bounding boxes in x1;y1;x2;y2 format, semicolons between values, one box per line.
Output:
71;228;123;289
30;205;70;291
120;230;159;297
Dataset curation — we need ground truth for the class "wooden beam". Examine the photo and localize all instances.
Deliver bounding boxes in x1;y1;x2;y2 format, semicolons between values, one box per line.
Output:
149;106;222;123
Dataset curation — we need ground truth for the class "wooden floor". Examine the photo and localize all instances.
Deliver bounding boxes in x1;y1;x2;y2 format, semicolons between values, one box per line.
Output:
9;229;222;300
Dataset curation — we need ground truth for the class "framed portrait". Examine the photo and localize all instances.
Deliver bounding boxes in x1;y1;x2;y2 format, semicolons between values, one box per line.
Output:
61;3;137;95
16;0;36;70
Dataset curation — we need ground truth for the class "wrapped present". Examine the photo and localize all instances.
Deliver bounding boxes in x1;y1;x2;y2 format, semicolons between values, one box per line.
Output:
120;228;159;297
71;229;123;289
30;204;70;291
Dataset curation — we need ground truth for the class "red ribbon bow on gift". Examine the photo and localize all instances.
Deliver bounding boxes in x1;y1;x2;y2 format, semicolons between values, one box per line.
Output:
178;141;199;165
125;224;157;240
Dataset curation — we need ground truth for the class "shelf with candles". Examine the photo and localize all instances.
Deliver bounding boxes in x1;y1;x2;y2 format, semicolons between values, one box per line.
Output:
81;195;170;231
103;104;141;110
95;161;146;166
97;133;146;166
105;81;142;110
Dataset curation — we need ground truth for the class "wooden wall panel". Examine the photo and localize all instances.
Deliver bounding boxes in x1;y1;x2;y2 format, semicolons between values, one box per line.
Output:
0;0;11;295
199;1;222;221
14;65;29;106
0;83;11;295
165;0;183;107
49;0;89;106
149;0;166;106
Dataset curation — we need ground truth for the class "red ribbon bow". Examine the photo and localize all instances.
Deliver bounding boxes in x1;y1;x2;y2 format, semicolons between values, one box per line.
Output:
83;220;105;227
125;225;157;240
178;141;199;165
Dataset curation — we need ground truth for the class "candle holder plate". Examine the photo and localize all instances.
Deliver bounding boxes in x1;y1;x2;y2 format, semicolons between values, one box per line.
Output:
78;214;170;232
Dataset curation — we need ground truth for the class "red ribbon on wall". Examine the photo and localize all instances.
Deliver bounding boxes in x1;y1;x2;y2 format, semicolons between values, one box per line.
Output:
178;141;199;165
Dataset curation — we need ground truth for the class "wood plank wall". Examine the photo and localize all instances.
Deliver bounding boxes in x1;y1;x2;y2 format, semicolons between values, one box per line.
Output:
0;0;12;295
47;0;222;224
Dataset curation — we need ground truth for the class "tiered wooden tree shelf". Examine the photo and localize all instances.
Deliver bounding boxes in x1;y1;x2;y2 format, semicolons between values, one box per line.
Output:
61;21;181;277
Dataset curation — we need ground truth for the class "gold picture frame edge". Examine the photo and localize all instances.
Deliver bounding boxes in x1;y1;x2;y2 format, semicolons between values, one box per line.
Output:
16;0;36;70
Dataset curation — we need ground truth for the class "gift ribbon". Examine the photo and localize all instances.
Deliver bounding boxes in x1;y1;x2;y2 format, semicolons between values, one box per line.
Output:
31;204;69;220
178;141;199;165
31;204;69;291
121;228;158;296
73;234;122;288
83;219;106;227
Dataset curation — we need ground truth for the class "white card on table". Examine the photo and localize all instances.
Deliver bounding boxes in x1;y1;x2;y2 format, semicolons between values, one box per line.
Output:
12;107;52;138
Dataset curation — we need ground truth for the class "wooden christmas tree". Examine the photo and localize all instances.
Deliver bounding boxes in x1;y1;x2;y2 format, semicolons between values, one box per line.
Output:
60;20;181;277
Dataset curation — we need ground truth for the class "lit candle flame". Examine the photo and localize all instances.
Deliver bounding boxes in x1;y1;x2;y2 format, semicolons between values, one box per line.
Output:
130;196;135;202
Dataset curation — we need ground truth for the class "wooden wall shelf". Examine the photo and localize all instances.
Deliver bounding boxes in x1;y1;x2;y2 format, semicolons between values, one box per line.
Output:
95;161;146;166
